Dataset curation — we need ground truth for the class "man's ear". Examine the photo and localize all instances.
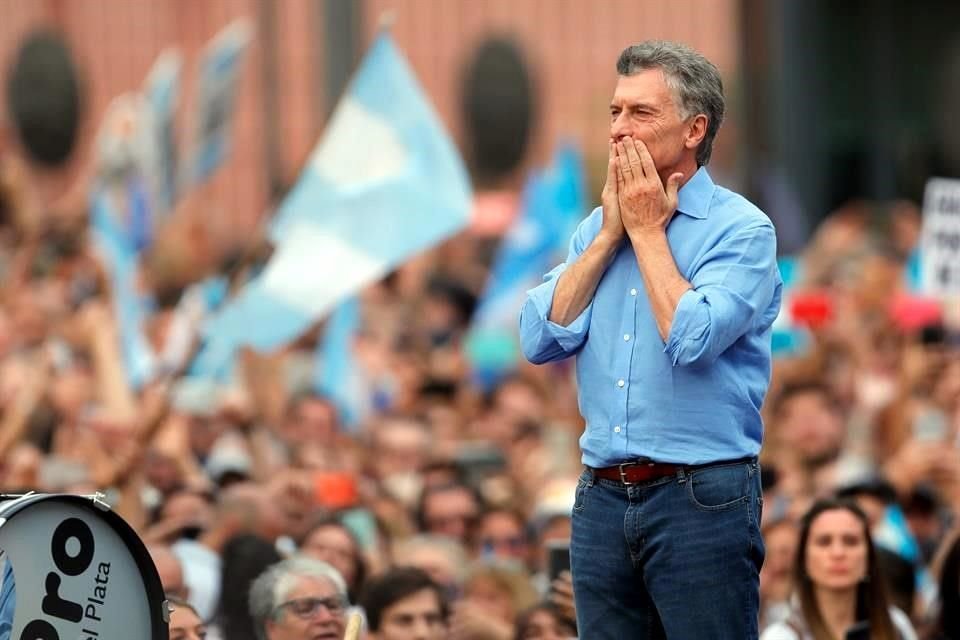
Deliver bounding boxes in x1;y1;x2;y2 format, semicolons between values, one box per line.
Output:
684;114;708;151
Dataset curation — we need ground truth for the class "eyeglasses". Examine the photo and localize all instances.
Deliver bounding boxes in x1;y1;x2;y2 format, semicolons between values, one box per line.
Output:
481;536;527;550
274;596;347;620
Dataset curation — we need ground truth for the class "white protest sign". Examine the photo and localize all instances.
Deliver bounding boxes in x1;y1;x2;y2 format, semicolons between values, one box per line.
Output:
921;178;960;296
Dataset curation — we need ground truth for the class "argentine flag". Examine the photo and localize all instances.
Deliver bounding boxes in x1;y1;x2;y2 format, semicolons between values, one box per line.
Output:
467;143;586;387
314;296;364;429
90;185;157;389
199;34;471;358
189;19;253;185
143;48;182;215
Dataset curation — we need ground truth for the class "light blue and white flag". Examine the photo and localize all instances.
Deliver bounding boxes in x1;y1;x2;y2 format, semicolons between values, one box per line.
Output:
467;143;586;387
143;48;182;214
94;93;161;254
188;19;252;185
314;296;364;429
199;33;471;362
90;185;157;389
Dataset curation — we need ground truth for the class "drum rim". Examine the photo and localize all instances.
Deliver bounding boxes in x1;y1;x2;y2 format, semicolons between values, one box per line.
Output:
0;492;169;639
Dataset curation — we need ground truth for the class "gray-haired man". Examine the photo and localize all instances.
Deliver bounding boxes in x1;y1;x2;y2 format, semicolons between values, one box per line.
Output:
520;40;781;638
249;556;349;640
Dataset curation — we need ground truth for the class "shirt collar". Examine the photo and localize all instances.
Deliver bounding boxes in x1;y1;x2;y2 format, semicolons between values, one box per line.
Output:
676;166;714;220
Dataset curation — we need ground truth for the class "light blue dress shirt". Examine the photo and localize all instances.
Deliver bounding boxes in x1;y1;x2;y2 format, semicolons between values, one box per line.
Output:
520;167;782;467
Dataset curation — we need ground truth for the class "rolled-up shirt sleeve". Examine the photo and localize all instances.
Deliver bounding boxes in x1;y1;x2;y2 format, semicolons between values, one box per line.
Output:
519;213;598;364
664;222;778;367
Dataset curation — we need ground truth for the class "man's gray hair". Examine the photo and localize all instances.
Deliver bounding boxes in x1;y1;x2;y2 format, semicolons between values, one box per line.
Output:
616;40;724;166
248;556;348;640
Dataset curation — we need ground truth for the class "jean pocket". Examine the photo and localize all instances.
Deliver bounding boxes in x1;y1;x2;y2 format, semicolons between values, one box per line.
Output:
573;470;591;513
686;462;750;512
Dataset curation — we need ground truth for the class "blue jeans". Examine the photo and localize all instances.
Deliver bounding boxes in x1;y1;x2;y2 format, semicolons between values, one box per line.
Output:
570;458;764;639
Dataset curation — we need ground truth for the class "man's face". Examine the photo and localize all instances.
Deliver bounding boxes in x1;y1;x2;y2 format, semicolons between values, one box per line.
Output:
423;488;478;542
285;399;337;445
778;391;844;466
373;420;429;479
300;525;359;589
373;588;446;640
475;512;528;562
266;576;347;640
150;551;188;600
609;69;693;179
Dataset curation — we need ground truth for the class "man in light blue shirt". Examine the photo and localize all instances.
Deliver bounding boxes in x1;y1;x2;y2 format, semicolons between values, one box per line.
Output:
520;41;781;639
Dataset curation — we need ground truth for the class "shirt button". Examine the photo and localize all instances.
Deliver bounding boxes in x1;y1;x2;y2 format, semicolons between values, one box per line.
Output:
617;379;625;388
630;288;637;296
614;425;622;433
623;334;630;341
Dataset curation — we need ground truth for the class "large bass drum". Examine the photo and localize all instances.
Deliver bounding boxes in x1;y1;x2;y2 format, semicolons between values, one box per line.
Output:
0;492;168;639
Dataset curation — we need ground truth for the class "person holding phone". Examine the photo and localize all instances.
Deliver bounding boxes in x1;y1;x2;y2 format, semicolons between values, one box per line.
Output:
520;40;781;638
760;499;916;640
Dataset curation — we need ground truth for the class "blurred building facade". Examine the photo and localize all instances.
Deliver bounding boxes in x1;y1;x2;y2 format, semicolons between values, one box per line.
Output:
742;0;960;235
0;0;740;238
7;0;959;252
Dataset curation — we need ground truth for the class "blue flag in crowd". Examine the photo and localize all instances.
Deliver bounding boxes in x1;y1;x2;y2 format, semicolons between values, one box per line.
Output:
905;248;923;292
874;503;920;563
314;296;363;428
143;49;182;214
90;185;157;389
179;276;233;381
198;33;471;369
126;175;154;253
467;143;586;387
771;255;810;358
189;19;252;186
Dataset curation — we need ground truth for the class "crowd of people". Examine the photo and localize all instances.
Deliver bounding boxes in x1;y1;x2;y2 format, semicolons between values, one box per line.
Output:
2;28;960;640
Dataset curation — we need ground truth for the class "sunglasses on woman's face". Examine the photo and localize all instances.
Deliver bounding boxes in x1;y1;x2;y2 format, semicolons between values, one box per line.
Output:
275;596;347;620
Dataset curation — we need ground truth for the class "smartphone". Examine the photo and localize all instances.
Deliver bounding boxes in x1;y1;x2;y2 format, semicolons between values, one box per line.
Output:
920;324;946;347
546;540;571;582
844;621;870;640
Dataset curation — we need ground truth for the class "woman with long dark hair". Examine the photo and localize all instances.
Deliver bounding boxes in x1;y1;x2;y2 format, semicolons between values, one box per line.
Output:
924;528;960;640
211;534;281;640
761;498;916;640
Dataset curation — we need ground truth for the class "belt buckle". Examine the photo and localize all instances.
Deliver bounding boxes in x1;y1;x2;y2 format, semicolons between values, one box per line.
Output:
618;462;637;486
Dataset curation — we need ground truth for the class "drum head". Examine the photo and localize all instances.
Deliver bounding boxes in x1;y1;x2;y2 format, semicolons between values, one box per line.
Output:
0;493;169;639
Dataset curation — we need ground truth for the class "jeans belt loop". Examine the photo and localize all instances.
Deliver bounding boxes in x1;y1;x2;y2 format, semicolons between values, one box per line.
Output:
618;462;634;486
